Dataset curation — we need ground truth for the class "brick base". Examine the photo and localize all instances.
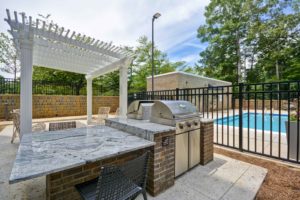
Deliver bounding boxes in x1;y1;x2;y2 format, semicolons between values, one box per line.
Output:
46;148;149;200
45;129;176;200
200;119;214;165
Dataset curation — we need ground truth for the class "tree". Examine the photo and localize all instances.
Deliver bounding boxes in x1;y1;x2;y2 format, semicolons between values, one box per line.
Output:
33;67;86;95
129;36;185;92
93;71;120;96
253;0;300;82
0;33;20;79
197;0;300;84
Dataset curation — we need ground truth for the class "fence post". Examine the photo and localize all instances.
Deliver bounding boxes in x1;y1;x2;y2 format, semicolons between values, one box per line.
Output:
239;83;243;151
176;88;179;100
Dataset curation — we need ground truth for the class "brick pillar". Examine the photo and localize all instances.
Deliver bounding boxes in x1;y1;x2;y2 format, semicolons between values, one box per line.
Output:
200;118;214;165
148;130;175;196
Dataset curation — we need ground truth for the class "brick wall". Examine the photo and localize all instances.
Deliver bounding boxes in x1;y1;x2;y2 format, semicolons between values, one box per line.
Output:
0;95;119;119
46;148;150;200
200;119;214;165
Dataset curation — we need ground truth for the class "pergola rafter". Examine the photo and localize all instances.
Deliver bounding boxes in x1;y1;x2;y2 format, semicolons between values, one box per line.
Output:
5;9;132;134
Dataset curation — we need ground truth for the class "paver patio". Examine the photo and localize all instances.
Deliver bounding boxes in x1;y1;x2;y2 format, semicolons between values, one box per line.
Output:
0;122;267;200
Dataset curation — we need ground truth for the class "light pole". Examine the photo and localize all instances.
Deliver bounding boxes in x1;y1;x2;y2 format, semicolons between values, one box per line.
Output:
152;12;161;97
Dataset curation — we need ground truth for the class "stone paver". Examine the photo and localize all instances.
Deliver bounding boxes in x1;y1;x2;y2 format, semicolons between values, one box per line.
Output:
0;122;267;200
143;154;267;200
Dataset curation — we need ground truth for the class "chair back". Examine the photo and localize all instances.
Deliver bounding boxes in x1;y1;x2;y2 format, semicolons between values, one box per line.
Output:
95;152;150;200
98;107;110;115
49;121;76;131
11;110;20;135
120;152;150;189
98;107;110;125
115;107;120;117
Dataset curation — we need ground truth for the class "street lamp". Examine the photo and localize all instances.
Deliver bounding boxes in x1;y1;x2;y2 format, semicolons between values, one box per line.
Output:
152;12;161;96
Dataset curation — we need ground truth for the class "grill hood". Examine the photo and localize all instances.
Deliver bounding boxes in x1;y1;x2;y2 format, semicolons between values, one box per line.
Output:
150;100;199;126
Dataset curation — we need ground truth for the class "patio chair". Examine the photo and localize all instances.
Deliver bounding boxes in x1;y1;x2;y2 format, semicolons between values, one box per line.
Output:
11;109;20;143
49;121;76;131
10;109;46;143
98;107;110;125
115;107;120;117
75;152;150;200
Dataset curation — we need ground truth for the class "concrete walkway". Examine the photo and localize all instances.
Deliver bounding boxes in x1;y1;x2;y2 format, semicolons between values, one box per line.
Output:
0;124;267;200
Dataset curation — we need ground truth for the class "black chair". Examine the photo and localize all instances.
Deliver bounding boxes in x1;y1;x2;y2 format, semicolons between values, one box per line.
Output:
75;152;150;200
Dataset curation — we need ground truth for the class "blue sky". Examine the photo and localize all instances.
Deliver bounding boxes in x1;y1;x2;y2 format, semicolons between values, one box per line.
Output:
0;0;209;78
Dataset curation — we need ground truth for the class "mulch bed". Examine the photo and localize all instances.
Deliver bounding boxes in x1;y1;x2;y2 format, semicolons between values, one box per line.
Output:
214;146;300;200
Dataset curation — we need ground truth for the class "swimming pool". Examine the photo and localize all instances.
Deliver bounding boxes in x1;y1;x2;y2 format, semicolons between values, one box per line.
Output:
214;113;288;133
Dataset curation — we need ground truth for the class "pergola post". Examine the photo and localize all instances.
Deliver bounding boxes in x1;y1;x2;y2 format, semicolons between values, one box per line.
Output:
20;39;34;135
119;65;128;118
86;78;93;124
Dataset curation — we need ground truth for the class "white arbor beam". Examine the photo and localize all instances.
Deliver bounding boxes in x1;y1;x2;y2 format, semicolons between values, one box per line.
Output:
87;57;128;79
86;78;93;124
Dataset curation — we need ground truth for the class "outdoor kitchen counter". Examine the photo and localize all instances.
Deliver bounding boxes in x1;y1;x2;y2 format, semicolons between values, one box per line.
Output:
106;118;176;141
9;125;155;184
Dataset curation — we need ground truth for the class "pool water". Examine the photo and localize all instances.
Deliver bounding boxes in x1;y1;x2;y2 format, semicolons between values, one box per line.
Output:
214;113;288;133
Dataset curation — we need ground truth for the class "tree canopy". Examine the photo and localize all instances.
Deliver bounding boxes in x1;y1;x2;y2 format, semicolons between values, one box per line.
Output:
128;36;185;92
0;32;20;79
197;0;300;84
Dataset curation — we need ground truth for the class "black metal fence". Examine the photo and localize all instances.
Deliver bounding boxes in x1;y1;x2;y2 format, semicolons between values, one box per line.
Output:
128;80;300;164
0;78;108;96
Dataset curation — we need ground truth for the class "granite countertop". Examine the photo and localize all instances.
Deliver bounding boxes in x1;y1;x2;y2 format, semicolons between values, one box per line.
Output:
9;126;155;184
106;118;176;141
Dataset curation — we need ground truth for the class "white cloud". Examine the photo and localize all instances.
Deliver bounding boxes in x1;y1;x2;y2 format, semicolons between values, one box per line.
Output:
0;0;209;76
0;0;208;48
171;53;199;64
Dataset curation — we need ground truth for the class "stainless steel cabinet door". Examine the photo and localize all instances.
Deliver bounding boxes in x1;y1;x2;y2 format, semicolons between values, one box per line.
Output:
189;129;200;168
175;132;189;177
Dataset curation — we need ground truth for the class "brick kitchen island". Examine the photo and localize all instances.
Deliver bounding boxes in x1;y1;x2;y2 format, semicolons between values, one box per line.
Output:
9;118;214;199
9;126;155;200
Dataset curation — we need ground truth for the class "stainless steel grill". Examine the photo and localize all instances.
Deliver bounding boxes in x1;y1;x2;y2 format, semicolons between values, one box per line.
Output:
149;100;201;177
127;100;156;120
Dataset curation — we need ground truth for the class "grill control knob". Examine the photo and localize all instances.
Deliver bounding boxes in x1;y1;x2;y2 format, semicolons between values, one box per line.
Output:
185;121;192;127
193;121;198;126
178;122;184;129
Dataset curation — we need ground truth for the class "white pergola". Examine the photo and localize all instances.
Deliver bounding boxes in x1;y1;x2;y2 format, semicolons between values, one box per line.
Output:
5;9;132;135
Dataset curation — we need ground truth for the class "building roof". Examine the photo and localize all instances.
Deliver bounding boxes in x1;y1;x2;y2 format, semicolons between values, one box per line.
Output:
147;71;232;85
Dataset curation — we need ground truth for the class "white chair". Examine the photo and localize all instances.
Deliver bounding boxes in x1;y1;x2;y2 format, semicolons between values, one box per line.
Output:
11;109;20;143
11;109;46;143
98;107;110;125
115;107;120;117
